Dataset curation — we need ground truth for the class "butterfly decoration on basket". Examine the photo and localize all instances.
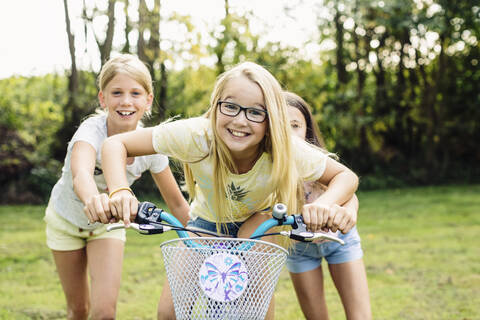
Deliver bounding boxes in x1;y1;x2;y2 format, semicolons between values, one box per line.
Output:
199;253;249;302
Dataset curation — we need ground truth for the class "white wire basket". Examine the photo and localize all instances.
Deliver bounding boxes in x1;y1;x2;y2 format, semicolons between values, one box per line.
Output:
160;237;288;320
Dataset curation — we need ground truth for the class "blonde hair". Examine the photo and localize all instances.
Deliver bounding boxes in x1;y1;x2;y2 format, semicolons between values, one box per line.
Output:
98;54;153;94
95;54;153;118
184;62;303;230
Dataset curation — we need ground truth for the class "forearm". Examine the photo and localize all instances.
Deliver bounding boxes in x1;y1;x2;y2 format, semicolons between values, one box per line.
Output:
101;137;130;190
343;193;359;215
151;170;190;226
73;170;100;205
315;170;358;207
102;129;158;225
167;201;190;226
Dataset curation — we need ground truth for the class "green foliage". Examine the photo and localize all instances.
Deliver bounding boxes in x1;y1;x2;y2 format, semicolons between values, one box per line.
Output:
306;0;480;184
3;1;480;202
0;70;101;203
49;70;99;161
1;185;479;318
0;75;67;203
166;65;216;118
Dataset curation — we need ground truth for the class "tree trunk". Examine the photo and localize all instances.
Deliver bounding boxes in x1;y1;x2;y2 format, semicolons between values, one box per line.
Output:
137;0;147;62
53;0;80;161
373;34;388;115
334;9;347;86
100;0;116;65
82;0;116;69
158;61;167;120
352;22;369;158
152;0;167;120
122;0;131;53
393;29;408;154
215;0;230;75
64;0;78;101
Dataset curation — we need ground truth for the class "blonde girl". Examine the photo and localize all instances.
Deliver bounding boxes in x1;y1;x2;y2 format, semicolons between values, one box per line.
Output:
44;54;189;320
101;61;358;319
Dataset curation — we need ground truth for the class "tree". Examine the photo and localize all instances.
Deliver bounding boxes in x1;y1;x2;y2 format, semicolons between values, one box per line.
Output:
83;0;117;66
51;0;81;161
136;0;168;122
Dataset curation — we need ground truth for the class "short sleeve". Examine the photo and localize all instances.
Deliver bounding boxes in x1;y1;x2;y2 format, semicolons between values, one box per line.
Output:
293;136;328;182
69;116;106;152
152;117;211;162
146;153;169;173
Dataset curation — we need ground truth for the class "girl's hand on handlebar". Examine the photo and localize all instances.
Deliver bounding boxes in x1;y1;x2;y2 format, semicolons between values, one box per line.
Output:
83;193;114;224
108;191;138;227
301;202;330;232
326;204;357;234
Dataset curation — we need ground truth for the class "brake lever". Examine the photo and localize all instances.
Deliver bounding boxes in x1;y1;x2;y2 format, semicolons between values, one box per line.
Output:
305;231;345;245
106;222;170;235
289;215;345;245
106;222;141;232
137;224;172;235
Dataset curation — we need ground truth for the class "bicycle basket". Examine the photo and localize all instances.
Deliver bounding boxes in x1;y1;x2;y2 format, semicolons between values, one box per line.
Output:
160;237;288;320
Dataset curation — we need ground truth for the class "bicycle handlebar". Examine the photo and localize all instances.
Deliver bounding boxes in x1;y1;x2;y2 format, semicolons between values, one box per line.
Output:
106;201;344;245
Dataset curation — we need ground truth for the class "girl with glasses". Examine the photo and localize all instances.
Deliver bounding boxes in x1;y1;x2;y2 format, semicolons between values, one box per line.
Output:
285;91;372;320
100;61;359;319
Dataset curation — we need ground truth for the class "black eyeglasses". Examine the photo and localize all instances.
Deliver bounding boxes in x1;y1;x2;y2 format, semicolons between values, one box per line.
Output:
217;101;268;123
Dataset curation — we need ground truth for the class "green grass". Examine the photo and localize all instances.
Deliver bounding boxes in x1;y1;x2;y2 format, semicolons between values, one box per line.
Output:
0;185;479;319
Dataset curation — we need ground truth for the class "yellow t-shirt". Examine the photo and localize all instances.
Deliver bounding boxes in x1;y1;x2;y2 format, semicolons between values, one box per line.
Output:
152;117;327;222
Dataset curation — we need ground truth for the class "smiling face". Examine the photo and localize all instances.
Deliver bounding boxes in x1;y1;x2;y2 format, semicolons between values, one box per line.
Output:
215;75;268;168
287;105;307;141
98;73;153;135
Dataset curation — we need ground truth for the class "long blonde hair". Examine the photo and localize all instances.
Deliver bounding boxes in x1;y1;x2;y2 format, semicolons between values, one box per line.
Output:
184;62;303;228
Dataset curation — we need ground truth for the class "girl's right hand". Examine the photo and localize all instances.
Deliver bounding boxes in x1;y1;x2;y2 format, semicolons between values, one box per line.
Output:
108;190;139;227
83;193;113;224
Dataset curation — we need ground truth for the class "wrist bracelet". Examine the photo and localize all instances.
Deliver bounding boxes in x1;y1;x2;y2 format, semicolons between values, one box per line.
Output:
108;187;134;199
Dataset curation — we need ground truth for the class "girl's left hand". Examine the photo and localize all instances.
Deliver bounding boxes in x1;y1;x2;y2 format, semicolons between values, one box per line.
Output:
302;202;357;233
326;204;357;234
301;202;330;232
108;190;138;227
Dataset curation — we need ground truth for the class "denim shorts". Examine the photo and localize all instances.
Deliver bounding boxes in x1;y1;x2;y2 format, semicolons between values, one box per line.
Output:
187;217;244;237
286;226;363;273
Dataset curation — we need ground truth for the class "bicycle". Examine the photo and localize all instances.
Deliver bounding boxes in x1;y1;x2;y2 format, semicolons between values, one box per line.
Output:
108;202;344;320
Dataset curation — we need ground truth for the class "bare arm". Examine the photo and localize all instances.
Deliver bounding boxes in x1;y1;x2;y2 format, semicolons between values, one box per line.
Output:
302;157;359;232
71;141;111;223
327;193;358;234
101;128;156;225
316;157;359;206
151;168;190;226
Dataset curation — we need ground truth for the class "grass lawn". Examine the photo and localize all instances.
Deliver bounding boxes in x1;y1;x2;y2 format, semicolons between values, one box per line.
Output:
0;184;479;319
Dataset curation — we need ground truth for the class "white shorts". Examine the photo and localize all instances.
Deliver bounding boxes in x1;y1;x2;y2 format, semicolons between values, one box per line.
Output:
44;203;125;251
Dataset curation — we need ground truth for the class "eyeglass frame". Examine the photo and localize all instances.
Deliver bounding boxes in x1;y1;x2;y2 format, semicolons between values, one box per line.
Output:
217;100;269;123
